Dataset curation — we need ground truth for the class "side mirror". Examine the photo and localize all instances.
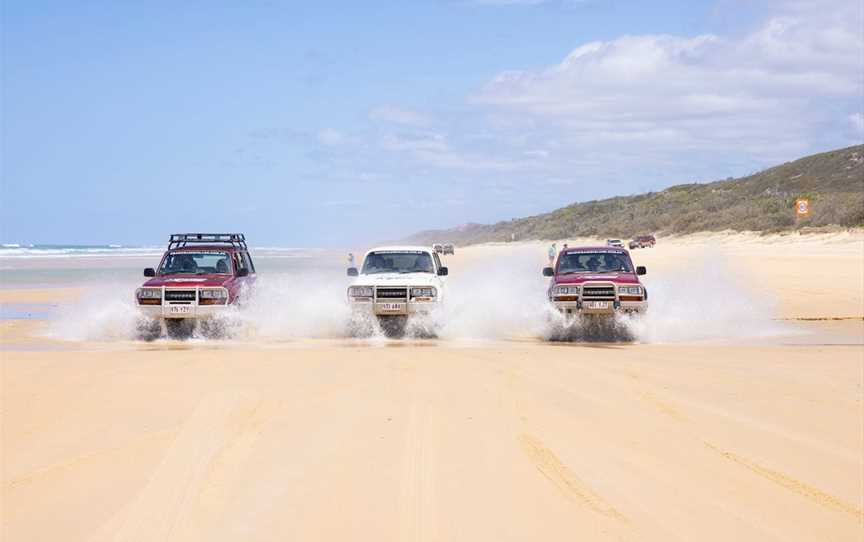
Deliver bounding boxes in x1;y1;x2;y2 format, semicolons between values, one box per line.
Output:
144;268;156;277
542;267;554;277
237;268;250;277
347;267;359;277
636;266;647;275
437;267;449;276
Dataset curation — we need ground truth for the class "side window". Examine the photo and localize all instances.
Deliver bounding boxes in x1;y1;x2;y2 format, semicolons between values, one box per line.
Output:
241;252;255;273
433;253;442;271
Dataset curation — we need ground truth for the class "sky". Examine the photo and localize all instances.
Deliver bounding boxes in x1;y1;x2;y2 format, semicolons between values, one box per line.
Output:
2;0;862;247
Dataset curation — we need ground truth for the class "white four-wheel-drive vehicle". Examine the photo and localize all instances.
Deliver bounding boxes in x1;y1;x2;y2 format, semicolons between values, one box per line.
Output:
347;246;448;335
606;239;624;248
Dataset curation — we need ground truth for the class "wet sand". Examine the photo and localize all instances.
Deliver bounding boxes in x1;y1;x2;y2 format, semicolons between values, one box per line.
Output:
2;232;863;541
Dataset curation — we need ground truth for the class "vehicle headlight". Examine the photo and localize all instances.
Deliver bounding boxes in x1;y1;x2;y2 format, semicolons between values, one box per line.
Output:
348;286;373;297
136;288;161;299
553;285;579;296
411;287;437;298
199;288;228;299
618;286;643;296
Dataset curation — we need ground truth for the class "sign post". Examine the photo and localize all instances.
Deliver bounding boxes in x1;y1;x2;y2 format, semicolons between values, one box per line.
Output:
795;198;810;220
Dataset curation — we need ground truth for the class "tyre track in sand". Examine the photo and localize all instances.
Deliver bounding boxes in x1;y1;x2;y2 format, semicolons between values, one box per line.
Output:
517;433;629;524
702;441;864;522
398;400;441;542
89;390;265;542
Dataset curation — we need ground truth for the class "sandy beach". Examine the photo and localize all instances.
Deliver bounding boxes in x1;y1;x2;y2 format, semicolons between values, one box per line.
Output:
2;232;863;541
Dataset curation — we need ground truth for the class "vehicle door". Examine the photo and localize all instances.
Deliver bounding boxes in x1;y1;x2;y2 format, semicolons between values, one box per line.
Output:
239;251;256;286
432;252;447;291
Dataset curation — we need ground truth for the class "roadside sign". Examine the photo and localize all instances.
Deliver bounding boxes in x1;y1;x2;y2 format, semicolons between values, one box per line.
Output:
795;198;810;217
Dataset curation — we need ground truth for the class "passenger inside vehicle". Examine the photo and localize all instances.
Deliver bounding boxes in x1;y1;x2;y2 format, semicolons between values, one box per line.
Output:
362;251;435;274
556;252;633;273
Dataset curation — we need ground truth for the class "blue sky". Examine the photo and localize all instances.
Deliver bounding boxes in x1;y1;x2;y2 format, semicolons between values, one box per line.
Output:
2;0;862;246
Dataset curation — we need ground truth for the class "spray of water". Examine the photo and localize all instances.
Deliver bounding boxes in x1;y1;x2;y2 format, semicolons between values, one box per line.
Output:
48;280;144;341
433;246;550;341
229;274;352;340
46;249;787;344
622;259;788;343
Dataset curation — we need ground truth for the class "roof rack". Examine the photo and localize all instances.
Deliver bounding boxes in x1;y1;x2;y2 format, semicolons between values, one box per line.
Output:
168;233;247;251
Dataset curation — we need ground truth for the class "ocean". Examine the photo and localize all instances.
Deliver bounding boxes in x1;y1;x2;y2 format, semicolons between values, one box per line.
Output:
0;245;348;288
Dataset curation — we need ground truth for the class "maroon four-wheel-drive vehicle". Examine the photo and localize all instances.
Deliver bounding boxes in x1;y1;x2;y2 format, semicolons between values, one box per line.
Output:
628;235;656;249
543;246;647;316
135;233;256;339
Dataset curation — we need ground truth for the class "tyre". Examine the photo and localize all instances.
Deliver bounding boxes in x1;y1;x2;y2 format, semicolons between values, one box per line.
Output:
545;313;634;342
377;315;407;338
165;318;195;340
136;318;162;341
198;318;227;339
347;311;377;338
405;313;438;339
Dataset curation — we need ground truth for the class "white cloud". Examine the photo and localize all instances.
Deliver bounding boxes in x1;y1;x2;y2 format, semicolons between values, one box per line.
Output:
471;0;862;159
523;149;550;159
317;128;346;146
381;131;448;152
472;0;546;5
471;0;594;5
380;131;526;171
369;105;432;126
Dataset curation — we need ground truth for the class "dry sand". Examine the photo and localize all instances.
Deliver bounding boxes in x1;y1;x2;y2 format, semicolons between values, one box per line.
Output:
2;232;863;541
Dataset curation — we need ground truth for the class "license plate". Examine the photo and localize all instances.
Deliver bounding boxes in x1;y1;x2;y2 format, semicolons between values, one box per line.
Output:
586;301;610;310
168;305;193;314
381;303;403;311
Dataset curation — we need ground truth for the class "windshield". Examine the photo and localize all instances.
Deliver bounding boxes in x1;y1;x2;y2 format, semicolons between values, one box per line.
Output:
159;251;232;275
361;251;435;274
557;251;632;274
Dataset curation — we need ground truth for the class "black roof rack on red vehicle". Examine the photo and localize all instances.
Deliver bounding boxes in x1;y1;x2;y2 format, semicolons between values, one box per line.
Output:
168;233;248;251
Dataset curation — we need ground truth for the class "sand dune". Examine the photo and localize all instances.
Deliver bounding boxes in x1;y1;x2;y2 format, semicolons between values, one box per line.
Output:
1;232;862;541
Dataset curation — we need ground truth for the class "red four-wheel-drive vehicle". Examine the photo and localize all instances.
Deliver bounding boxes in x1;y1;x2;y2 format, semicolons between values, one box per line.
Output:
135;233;256;338
628;235;656;249
543;246;647;316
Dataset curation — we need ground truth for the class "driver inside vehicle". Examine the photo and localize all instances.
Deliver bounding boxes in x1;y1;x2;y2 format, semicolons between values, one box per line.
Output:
603;254;623;271
165;254;197;273
364;254;385;273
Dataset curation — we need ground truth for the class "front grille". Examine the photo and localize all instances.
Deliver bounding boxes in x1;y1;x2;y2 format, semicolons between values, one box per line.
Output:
165;289;197;302
581;286;615;300
376;287;408;300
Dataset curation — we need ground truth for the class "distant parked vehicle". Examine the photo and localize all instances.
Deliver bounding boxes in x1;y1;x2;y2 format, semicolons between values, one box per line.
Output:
628;235;656;249
442;243;455;255
433;244;444;254
606;239;624;248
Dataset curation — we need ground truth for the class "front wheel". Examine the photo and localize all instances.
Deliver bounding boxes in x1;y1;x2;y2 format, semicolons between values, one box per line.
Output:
136;318;162;341
377;316;407;338
165;318;196;340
